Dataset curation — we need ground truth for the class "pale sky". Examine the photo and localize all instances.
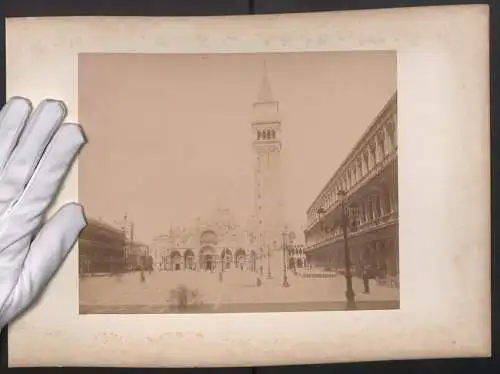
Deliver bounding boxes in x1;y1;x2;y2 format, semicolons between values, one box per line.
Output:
78;51;396;244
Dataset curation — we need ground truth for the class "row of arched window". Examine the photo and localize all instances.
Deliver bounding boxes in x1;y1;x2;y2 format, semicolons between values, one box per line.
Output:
310;118;397;222
257;128;276;140
288;247;305;256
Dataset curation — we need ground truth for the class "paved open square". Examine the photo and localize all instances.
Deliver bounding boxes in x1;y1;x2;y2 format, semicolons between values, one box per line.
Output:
79;270;399;313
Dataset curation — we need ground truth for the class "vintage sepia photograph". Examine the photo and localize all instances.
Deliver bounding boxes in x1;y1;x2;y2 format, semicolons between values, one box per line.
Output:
6;7;489;366
78;51;399;314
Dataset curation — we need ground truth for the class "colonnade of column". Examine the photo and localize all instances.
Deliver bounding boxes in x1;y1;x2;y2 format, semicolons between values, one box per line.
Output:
331;238;399;279
355;180;398;231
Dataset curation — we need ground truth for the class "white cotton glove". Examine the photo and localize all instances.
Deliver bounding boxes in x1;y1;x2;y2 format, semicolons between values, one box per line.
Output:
0;97;86;330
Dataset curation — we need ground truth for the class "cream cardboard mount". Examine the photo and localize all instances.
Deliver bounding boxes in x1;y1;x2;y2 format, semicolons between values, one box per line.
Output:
5;4;491;368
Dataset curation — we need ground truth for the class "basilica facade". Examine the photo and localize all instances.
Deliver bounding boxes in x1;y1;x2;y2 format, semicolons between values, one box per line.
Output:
151;208;263;272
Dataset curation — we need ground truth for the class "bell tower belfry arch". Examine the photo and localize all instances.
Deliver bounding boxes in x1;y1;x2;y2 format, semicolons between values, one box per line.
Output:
251;61;285;253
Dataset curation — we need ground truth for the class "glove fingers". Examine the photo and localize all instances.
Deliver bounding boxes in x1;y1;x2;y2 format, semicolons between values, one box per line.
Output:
0;97;32;173
0;123;85;249
0;100;67;217
0;203;86;328
0;236;31;318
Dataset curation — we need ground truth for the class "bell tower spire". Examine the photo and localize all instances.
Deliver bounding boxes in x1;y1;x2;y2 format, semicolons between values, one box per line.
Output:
253;61;280;124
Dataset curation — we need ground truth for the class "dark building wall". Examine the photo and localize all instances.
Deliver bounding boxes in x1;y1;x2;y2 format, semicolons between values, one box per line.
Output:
79;219;126;275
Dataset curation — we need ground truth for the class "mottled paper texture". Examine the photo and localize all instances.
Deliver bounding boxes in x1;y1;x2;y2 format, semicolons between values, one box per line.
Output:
5;4;490;367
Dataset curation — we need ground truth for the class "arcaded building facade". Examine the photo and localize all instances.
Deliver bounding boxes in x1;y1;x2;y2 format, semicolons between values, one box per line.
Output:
304;92;399;287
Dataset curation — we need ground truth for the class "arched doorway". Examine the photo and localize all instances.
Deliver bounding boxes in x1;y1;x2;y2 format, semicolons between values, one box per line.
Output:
200;245;216;271
234;248;246;271
288;257;295;270
170;250;182;271
184;249;195;270
221;248;232;270
296;258;303;268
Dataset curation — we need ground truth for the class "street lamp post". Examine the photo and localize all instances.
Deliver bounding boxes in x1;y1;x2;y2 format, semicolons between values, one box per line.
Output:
219;249;226;283
281;227;290;288
337;189;357;310
219;260;224;283
266;245;272;279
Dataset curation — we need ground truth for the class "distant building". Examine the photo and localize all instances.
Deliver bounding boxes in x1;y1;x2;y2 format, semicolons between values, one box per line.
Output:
113;213;152;271
126;241;152;270
79;218;126;275
304;92;399;287
79;215;153;274
151;207;262;272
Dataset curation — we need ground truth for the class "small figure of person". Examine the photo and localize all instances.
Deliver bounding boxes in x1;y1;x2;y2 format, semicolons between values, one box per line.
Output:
362;265;370;294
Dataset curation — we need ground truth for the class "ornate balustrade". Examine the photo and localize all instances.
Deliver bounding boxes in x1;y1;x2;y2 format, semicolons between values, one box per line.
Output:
304;212;398;253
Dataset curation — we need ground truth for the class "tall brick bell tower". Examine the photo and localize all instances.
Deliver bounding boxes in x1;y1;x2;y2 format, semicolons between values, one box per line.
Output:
251;61;285;265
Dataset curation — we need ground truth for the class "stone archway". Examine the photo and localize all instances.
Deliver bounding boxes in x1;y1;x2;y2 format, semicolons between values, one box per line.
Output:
200;230;218;246
184;249;195;270
234;248;246;271
200;245;216;271
170;250;182;271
